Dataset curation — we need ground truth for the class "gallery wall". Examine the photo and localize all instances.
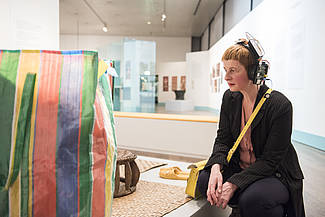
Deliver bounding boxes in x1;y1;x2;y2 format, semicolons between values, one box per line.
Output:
186;0;325;150
157;61;187;103
185;51;211;108
0;0;59;50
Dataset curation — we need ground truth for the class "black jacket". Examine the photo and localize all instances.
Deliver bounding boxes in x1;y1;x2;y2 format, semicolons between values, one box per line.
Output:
205;85;305;217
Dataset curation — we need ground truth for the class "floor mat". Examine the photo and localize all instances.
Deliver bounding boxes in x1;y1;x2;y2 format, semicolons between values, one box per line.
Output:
112;180;192;217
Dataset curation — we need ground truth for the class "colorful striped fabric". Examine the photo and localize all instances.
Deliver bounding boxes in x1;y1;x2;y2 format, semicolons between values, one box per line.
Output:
0;50;117;217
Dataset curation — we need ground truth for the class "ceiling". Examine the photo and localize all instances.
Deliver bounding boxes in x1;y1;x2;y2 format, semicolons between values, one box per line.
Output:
59;0;224;37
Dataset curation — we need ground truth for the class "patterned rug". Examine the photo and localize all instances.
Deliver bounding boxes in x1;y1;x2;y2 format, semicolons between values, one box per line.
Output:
112;180;192;217
135;159;167;173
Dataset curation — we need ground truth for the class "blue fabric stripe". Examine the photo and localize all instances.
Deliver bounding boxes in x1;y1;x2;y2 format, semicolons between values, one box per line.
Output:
56;54;82;217
61;50;83;55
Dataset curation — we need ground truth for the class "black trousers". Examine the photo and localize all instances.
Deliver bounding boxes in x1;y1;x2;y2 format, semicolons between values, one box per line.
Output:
197;169;289;217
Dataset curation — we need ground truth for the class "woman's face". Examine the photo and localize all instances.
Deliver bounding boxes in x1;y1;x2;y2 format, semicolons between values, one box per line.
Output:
223;60;250;92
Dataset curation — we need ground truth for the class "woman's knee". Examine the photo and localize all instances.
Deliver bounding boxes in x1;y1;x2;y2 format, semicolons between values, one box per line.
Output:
239;178;289;207
238;178;288;217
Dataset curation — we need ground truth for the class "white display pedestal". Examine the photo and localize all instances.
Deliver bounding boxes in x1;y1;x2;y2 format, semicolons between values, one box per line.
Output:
165;100;194;112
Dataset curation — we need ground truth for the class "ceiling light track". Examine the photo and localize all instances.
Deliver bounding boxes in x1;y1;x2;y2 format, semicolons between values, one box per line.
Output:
193;0;202;16
82;0;108;32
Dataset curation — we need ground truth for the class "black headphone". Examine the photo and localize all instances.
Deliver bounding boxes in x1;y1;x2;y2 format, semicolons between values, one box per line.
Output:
236;33;269;85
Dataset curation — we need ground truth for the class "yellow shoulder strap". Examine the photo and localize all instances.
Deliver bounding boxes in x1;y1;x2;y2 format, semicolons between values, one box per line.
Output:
226;88;273;163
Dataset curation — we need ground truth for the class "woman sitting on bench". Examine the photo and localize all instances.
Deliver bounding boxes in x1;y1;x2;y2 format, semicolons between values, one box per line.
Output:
197;34;305;217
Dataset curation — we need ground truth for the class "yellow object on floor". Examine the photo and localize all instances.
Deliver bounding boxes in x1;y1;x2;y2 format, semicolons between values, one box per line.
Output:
159;167;190;180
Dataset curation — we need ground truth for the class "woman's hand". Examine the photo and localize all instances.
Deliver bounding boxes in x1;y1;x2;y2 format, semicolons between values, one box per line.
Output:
217;181;238;209
207;164;223;206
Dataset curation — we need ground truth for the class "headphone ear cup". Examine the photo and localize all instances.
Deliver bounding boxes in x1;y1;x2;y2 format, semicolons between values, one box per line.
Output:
247;63;257;81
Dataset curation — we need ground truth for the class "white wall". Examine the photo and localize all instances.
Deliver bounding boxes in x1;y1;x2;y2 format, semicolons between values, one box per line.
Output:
185;51;210;107
0;0;59;50
157;61;186;102
187;0;325;138
115;117;217;159
60;35;191;63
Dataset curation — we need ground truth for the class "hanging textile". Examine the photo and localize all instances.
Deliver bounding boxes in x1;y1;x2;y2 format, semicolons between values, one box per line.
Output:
0;50;117;217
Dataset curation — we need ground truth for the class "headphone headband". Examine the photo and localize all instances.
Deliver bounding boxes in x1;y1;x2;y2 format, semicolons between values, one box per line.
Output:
235;32;269;85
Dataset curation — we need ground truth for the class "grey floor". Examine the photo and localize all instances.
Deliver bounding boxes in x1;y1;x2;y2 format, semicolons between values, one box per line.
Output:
138;141;325;217
294;142;325;217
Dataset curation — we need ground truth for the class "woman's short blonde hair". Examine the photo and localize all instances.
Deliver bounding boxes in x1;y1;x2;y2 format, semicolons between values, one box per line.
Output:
221;41;254;73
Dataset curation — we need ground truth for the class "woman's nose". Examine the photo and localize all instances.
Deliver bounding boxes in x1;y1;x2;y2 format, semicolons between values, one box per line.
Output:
224;71;231;81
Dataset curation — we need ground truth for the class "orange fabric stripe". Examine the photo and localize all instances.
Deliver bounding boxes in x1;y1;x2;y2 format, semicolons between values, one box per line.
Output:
91;95;107;217
32;52;61;217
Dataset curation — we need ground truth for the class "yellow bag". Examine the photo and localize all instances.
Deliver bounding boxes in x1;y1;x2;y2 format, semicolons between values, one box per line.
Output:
185;160;207;198
185;89;273;199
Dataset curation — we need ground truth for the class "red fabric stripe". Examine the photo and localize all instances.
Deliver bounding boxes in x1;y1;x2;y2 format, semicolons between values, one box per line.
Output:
42;50;61;54
33;52;61;217
109;75;113;91
0;50;3;65
91;96;108;217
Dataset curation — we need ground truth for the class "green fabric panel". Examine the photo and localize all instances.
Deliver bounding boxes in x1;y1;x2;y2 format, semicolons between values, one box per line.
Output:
99;75;117;148
0;51;20;190
0;50;20;83
8;74;36;187
79;52;98;217
0;190;9;217
19;74;36;217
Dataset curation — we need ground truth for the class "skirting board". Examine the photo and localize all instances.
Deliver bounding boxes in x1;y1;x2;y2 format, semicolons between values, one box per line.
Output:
117;146;207;163
292;130;325;151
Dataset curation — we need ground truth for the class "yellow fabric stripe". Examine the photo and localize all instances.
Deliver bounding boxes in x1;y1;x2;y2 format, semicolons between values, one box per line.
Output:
27;56;40;217
6;52;27;188
105;141;115;217
22;50;41;54
6;51;41;189
227;88;273;162
5;53;22;189
114;111;219;123
9;171;21;217
28;76;39;217
98;60;108;79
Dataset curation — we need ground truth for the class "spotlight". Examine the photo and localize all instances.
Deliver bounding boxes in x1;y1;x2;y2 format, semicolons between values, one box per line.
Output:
102;24;108;32
161;14;166;21
147;21;151;25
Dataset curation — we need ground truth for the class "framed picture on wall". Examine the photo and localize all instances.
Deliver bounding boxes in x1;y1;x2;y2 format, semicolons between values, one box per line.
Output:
163;76;169;91
180;76;186;91
214;79;218;93
172;76;177;91
212;65;216;78
216;62;220;77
